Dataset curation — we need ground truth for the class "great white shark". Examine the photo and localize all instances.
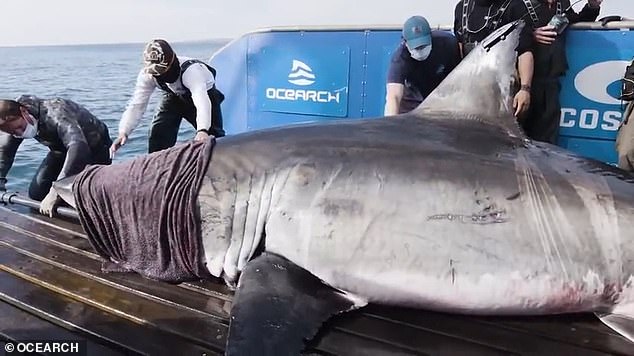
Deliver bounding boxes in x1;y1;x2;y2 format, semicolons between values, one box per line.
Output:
53;21;634;355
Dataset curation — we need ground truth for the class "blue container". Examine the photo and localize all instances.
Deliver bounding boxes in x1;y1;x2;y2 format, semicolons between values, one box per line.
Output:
210;22;634;165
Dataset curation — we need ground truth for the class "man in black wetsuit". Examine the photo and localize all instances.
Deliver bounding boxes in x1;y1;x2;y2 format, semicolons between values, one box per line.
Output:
0;95;112;216
454;0;535;118
520;0;602;144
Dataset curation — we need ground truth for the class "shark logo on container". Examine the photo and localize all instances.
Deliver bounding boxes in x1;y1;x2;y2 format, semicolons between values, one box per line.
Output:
560;60;629;132
288;60;315;86
266;59;342;104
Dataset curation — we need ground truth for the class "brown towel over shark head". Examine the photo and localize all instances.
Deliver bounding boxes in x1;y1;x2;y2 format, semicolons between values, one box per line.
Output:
71;138;215;283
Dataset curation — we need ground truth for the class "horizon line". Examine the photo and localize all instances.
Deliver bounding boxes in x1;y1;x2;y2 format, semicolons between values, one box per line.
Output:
0;37;234;49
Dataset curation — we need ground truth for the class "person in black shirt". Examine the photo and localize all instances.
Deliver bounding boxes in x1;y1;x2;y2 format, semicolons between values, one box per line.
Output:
0;95;112;216
385;16;461;115
454;0;535;118
520;0;601;144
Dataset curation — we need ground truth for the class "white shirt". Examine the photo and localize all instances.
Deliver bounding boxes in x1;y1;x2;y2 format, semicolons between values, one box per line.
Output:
118;56;216;136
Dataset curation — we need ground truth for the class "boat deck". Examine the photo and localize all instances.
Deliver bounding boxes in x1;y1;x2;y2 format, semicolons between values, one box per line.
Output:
0;204;632;355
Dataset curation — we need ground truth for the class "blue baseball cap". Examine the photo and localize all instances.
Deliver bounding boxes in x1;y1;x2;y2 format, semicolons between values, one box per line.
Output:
402;16;432;49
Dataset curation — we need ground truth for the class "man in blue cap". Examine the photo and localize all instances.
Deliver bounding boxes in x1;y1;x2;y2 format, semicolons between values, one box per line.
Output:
384;15;461;115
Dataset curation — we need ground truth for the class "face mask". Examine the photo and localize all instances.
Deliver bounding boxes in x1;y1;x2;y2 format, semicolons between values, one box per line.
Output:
409;45;432;61
13;113;38;139
156;57;181;83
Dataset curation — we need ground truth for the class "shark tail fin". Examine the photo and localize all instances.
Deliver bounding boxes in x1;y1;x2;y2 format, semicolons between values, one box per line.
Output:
596;302;634;342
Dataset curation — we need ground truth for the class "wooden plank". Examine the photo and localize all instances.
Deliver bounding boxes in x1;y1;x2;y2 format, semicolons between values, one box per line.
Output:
481;315;634;355
310;327;430;356
0;246;227;351
0;271;220;356
0;224;233;320
0;206;235;301
359;306;624;355
0;238;420;356
2;204;85;235
0;302;125;356
330;313;515;355
0;209;95;254
569;317;629;336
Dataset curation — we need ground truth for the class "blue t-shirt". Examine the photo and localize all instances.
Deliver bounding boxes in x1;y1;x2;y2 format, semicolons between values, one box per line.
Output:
387;31;461;113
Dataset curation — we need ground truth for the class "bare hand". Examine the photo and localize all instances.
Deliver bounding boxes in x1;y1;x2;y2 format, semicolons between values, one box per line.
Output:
588;0;602;8
39;189;61;218
109;134;128;159
534;25;557;45
513;90;531;117
194;131;211;142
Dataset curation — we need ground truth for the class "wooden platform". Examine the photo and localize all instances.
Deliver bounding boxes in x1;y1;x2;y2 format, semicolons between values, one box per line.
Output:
0;204;632;355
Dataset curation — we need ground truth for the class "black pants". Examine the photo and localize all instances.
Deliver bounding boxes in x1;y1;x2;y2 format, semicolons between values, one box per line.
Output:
521;79;561;145
28;142;112;201
148;88;225;153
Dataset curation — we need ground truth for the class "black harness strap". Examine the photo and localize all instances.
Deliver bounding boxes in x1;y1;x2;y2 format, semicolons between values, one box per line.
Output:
521;0;540;24
521;0;562;25
155;59;218;98
461;0;514;42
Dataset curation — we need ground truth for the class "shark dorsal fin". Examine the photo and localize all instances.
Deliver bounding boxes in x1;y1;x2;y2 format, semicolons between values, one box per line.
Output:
413;21;527;138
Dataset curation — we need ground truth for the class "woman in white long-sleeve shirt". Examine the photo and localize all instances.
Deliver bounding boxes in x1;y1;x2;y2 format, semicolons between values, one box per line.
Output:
110;39;225;156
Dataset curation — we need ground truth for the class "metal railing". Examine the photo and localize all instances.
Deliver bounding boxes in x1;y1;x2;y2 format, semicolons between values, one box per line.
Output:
0;191;79;220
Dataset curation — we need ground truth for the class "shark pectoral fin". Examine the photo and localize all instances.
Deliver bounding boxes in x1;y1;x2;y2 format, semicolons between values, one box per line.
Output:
596;304;634;342
226;252;367;356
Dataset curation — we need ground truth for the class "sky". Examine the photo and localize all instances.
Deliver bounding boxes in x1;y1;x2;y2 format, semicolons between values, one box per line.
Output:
0;0;631;47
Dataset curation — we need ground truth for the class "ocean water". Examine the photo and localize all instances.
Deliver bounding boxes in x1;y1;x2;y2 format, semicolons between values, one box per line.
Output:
0;39;228;193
